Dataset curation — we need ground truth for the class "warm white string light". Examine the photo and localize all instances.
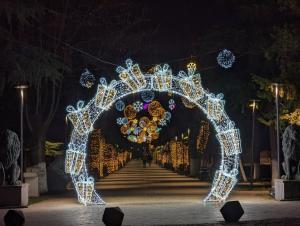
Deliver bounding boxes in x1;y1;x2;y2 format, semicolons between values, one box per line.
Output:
66;59;242;205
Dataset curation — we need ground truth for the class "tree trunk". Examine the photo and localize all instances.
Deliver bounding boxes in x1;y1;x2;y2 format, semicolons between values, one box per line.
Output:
28;114;47;165
31;132;46;165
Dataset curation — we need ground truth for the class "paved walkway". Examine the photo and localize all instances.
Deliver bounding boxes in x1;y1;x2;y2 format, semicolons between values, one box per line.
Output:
96;160;269;204
0;160;300;226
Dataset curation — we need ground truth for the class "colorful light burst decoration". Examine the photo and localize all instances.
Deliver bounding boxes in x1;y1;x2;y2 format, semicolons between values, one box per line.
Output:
80;68;96;88
118;100;170;143
217;49;235;69
66;58;242;205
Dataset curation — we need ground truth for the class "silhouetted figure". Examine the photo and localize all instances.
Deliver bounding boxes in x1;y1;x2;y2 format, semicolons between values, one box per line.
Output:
142;148;147;168
147;151;153;167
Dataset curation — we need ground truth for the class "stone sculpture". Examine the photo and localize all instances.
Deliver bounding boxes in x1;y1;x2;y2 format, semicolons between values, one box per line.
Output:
0;129;21;185
282;124;300;180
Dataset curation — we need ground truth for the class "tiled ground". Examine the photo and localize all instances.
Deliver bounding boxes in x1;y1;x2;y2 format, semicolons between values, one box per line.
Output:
0;160;300;226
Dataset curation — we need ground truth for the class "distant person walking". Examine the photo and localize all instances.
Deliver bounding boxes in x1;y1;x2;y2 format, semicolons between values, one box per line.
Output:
147;151;153;167
142;148;147;168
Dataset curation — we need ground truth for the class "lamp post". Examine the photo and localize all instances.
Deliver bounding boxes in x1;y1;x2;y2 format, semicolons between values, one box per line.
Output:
14;84;29;183
181;133;184;166
271;83;283;179
249;99;260;189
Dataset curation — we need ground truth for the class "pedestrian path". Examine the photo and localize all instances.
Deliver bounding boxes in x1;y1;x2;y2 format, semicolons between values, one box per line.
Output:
95;160;266;204
95;160;209;204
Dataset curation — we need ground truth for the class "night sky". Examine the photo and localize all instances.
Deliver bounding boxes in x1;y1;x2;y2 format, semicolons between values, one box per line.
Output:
1;0;286;158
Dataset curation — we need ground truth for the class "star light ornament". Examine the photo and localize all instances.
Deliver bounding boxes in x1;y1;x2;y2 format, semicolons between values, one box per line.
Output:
217;49;235;69
66;58;242;205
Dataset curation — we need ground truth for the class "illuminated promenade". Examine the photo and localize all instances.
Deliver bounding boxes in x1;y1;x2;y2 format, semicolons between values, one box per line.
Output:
1;160;300;225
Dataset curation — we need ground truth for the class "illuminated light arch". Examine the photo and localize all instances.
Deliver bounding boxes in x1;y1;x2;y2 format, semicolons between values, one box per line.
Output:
65;59;242;205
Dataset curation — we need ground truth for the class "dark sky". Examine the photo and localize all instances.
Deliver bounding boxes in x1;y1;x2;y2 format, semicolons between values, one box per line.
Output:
1;0;276;155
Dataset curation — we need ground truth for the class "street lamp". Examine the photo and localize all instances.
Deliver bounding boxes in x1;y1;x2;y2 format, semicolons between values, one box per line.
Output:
14;83;29;183
249;99;260;189
271;83;283;179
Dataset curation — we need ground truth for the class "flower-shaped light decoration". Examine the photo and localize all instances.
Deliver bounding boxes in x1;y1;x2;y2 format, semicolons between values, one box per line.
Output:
80;68;96;88
217;49;235;69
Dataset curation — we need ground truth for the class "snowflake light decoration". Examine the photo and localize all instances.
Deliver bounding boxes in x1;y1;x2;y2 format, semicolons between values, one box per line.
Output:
80;68;96;88
133;101;143;112
66;58;242;205
116;117;123;125
217;49;235;69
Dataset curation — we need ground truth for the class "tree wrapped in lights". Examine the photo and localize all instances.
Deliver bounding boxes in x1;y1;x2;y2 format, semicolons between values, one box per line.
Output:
66;58;242;205
89;129;104;178
197;121;210;152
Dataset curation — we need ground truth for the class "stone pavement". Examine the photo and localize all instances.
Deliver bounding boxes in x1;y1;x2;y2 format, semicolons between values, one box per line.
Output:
0;160;300;226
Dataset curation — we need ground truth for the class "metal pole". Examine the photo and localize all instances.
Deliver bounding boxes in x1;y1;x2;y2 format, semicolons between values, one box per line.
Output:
275;86;280;179
20;89;24;183
250;101;255;189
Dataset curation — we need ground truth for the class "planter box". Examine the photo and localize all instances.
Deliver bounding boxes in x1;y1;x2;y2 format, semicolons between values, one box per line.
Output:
0;183;29;207
275;179;300;201
24;172;39;197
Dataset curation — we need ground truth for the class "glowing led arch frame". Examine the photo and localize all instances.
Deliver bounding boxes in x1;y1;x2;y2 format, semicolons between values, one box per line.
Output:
65;59;242;205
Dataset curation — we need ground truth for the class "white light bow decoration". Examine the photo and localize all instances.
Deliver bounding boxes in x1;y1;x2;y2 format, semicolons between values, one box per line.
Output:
65;59;242;205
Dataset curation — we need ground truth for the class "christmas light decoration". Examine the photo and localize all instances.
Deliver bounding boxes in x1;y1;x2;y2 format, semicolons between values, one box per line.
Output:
217;49;235;69
141;91;155;103
196;121;210;152
182;97;196;109
116;117;123;125
281;108;300;126
133;101;143;112
115;100;125;111
80;68;96;88
168;99;176;110
117;99;171;143
66;58;242;205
